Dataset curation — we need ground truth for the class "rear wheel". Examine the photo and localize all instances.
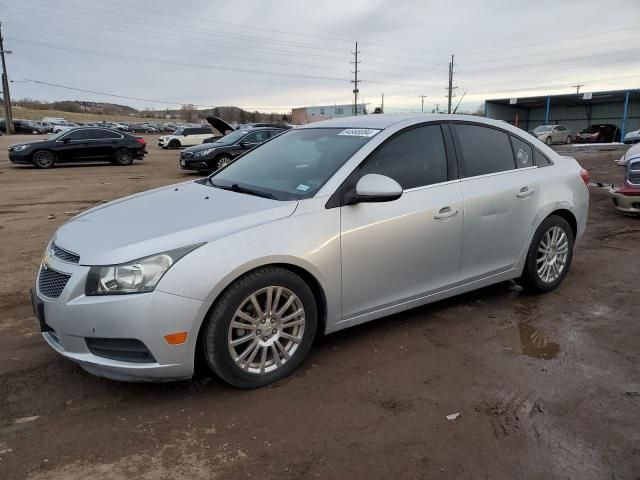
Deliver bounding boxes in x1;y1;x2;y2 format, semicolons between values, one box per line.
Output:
201;267;317;389
565;136;571;144
519;215;574;292
112;148;134;166
32;150;55;169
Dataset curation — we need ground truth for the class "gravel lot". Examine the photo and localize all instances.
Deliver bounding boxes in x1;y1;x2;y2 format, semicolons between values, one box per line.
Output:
0;135;638;479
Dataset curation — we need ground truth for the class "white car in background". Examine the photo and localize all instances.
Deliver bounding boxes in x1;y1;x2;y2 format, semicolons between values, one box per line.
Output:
158;126;215;149
51;123;79;134
623;129;640;145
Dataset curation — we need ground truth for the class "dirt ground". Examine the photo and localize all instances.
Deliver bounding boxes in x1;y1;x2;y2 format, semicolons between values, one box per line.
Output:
0;134;638;480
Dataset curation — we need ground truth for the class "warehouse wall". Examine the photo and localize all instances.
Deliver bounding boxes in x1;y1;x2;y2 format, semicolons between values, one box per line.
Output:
485;102;529;128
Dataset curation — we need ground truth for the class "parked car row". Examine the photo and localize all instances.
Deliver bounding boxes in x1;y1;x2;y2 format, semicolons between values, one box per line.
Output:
528;123;624;145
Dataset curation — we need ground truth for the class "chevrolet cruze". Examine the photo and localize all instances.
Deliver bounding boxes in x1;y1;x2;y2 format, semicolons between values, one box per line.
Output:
32;114;589;388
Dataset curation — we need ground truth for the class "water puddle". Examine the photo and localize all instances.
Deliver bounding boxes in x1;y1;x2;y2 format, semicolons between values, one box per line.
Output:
500;323;560;360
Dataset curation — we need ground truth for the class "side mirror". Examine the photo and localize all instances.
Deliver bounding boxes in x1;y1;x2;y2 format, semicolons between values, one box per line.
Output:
240;141;252;149
351;174;402;204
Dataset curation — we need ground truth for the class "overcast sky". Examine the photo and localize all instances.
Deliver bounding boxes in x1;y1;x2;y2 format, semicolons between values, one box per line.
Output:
1;0;639;113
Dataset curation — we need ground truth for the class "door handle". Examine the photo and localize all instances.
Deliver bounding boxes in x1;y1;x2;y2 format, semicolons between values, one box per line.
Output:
517;187;535;198
434;207;459;220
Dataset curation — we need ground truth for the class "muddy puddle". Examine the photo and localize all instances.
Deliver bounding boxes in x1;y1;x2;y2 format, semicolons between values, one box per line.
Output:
500;323;560;359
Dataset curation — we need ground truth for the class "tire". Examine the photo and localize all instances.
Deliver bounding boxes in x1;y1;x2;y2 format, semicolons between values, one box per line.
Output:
168;139;180;149
32;150;55;169
545;136;553;146
518;215;574;293
112;148;134;166
201;267;318;389
215;154;232;170
565;136;571;144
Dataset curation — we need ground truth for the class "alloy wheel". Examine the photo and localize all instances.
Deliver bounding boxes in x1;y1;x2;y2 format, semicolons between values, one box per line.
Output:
227;286;305;374
217;156;232;169
536;226;569;283
34;151;54;168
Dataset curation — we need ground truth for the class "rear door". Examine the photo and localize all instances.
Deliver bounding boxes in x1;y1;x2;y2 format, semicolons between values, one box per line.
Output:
340;123;464;319
450;123;541;281
86;128;123;158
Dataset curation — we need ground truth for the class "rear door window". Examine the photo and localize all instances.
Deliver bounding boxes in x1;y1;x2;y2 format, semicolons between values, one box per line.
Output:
358;124;448;189
90;129;121;139
451;124;515;177
510;136;534;169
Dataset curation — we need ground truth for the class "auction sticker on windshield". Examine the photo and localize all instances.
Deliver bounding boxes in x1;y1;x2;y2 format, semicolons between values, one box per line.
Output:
338;128;381;137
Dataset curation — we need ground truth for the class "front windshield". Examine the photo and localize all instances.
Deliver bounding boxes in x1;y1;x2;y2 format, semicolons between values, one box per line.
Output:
533;126;552;133
209;128;378;200
47;131;66;140
213;130;249;146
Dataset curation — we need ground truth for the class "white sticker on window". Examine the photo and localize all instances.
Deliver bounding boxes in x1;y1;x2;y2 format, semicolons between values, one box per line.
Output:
296;184;310;192
338;128;380;137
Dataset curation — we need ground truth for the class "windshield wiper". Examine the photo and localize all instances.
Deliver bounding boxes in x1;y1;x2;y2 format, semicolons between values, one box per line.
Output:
209;179;274;199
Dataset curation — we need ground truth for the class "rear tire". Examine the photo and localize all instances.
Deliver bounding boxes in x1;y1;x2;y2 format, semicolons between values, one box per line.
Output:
112;148;134;166
565;136;571;144
200;267;317;389
32;150;55;169
518;215;574;292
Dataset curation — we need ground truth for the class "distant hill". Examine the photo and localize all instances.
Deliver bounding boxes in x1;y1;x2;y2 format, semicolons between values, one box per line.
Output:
11;98;289;123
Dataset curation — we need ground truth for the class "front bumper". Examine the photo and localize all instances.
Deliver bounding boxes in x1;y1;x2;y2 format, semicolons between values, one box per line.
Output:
8;150;34;164
33;254;211;382
180;157;212;171
609;187;640;214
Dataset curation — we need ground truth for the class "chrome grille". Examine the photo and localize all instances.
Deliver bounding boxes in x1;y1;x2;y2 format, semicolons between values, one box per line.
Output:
628;173;640;185
50;242;80;263
38;267;71;299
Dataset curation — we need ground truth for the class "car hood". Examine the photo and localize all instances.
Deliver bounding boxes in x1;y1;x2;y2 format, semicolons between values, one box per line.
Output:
53;180;298;265
206;116;235;135
9;138;53;148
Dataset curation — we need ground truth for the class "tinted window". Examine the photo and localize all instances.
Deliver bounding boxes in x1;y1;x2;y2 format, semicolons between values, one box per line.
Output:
510;136;534;168
197;127;212;135
243;131;270;144
64;129;88;141
535;149;553;166
89;129;120;139
453;124;515;177
359;125;448;189
557;126;566;131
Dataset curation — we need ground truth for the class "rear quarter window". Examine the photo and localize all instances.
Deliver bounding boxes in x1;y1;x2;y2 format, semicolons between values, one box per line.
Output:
510;135;534;168
534;149;553;167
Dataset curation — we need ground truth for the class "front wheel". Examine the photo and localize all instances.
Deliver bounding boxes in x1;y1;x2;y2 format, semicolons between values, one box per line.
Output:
168;139;180;149
201;267;317;389
519;215;574;292
32;150;55;169
545;136;553;146
215;154;232;170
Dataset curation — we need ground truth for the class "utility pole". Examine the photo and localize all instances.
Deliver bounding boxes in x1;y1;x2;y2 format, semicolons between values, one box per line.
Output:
381;92;384;113
0;22;14;134
351;42;360;116
418;95;427;113
435;103;439;114
447;54;455;114
572;84;585;94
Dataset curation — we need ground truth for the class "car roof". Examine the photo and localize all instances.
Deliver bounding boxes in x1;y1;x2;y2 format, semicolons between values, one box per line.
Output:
296;113;518;131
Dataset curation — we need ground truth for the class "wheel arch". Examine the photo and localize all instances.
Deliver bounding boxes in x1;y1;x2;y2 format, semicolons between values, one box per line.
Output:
194;261;329;368
548;208;577;239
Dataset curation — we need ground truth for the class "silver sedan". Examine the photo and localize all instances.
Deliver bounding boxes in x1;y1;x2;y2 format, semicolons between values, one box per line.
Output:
32;114;589;388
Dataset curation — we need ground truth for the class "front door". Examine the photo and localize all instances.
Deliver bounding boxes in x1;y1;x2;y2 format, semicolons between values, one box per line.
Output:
340;124;463;319
450;123;541;280
55;129;90;161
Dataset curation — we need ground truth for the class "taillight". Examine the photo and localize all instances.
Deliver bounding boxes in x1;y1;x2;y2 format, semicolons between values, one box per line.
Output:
580;168;590;185
135;137;145;144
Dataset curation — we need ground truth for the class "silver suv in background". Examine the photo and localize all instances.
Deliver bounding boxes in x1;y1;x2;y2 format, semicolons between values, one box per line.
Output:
529;124;572;145
32;114;589;388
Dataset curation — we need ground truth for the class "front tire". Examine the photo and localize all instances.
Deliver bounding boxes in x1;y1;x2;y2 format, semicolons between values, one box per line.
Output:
215;154;232;170
112;148;134;166
519;215;574;292
201;267;317;389
168;139;180;149
32;150;55;169
545;136;553;146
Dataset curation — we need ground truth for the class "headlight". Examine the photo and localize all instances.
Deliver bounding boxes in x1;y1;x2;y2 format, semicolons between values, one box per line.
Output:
194;148;216;158
85;244;203;295
13;145;30;152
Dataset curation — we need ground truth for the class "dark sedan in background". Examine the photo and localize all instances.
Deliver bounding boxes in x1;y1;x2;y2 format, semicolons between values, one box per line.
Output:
8;127;147;168
575;124;621;143
179;127;285;172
